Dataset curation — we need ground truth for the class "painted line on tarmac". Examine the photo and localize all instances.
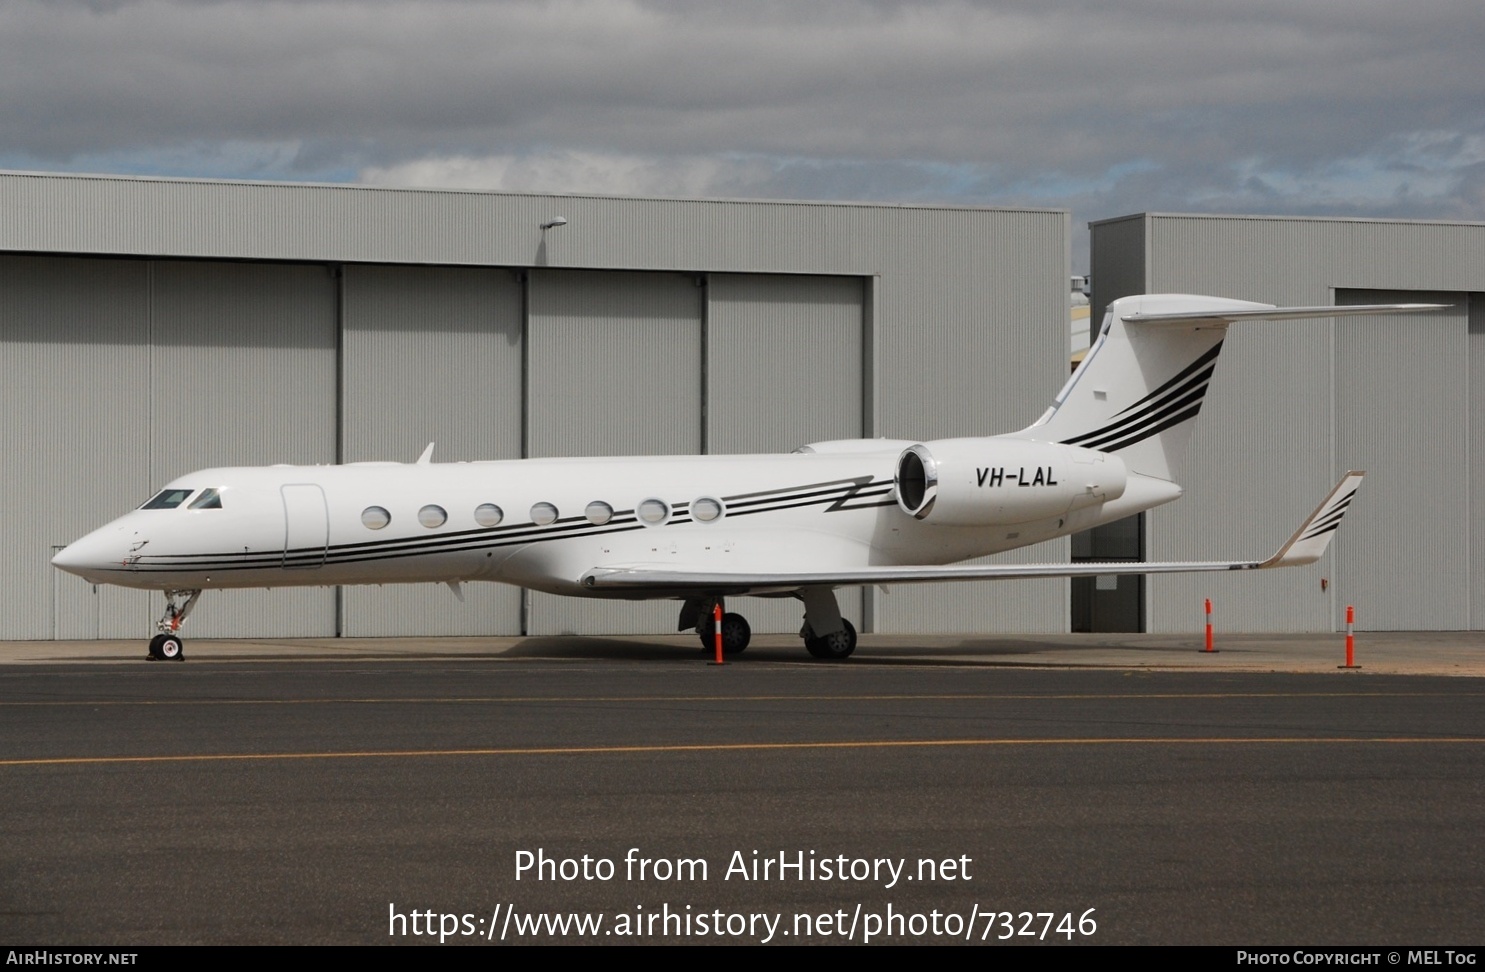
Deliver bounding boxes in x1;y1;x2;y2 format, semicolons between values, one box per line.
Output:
1;690;1477;708
4;736;1485;768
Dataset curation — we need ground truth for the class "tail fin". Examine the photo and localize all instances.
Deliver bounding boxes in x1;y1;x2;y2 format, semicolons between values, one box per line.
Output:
1015;294;1447;482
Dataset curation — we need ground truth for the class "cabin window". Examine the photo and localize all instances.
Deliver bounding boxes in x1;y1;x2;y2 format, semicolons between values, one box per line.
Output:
637;498;669;525
187;488;224;510
530;502;559;526
691;497;723;522
474;503;503;528
418;505;448;528
585;501;613;525
361;506;391;530
141;488;193;510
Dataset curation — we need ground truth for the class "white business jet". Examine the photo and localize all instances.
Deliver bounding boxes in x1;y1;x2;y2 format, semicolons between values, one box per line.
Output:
52;294;1439;661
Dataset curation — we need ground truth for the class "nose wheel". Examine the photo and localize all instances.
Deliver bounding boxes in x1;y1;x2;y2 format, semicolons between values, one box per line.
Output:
148;589;201;661
148;633;185;661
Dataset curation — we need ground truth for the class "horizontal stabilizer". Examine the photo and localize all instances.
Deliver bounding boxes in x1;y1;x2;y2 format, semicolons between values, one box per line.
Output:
580;472;1365;595
1124;303;1448;327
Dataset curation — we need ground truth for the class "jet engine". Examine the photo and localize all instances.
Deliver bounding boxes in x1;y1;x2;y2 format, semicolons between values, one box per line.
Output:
895;437;1127;525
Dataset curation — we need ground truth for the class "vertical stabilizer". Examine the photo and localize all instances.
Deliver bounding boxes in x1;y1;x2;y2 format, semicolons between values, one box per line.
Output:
1013;294;1270;482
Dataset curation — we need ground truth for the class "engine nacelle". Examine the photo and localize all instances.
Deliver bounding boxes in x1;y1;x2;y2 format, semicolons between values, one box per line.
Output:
895;437;1127;526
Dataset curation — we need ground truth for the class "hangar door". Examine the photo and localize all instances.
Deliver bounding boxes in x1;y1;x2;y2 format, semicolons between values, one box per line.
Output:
707;273;866;634
526;270;705;635
1335;290;1469;630
4;256;339;641
4;256;150;641
340;265;525;636
524;270;867;637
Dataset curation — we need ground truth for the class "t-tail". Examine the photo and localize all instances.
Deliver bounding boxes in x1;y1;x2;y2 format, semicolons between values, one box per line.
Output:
1013;294;1447;484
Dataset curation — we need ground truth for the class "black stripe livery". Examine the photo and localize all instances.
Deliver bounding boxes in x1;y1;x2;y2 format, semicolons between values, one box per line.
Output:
1299;489;1356;541
1061;341;1224;453
109;476;898;575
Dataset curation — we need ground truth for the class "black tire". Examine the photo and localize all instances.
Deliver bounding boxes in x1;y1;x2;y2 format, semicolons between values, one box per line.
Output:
721;613;751;655
149;633;184;661
804;618;857;660
698;613;752;655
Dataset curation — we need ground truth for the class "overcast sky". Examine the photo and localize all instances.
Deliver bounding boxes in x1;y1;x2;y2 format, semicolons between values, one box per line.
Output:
3;0;1481;271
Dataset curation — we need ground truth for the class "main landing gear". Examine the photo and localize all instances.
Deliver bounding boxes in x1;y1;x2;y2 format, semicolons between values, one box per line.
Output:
685;598;753;656
802;618;858;660
147;589;201;661
678;586;859;661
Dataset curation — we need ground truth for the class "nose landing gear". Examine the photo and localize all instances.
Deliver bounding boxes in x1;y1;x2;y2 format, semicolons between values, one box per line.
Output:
147;632;185;661
148;589;201;661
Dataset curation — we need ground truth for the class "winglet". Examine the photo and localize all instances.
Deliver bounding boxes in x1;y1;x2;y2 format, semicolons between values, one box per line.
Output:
1259;471;1365;568
416;442;435;465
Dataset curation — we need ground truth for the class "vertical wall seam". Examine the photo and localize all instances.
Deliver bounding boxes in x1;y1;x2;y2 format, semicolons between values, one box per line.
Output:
700;273;710;455
519;268;531;636
1468;291;1474;630
333;262;345;638
1327;287;1337;631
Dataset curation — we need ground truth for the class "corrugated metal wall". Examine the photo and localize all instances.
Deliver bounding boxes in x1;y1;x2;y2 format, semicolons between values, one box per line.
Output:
148;261;338;638
1092;214;1485;632
2;255;338;640
525;269;705;635
3;256;151;640
707;274;864;452
1472;294;1485;629
868;208;1071;634
707;273;866;633
340;264;525;636
1335;291;1467;629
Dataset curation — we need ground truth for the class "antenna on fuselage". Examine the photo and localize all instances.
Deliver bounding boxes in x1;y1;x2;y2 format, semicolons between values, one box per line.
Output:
415;442;435;465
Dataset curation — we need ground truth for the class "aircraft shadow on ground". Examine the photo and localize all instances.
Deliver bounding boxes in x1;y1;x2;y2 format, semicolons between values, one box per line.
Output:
494;635;1195;664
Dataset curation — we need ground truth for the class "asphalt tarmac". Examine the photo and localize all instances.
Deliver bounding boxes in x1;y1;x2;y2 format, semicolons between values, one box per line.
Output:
2;632;1484;945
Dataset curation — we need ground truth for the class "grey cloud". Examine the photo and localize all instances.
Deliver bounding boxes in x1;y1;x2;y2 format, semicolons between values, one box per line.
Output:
1;0;1482;262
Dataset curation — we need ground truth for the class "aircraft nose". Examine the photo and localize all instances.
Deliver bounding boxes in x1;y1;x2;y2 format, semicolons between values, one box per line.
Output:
52;526;133;580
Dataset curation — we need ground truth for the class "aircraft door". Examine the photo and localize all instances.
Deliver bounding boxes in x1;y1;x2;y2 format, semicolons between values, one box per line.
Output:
281;484;329;569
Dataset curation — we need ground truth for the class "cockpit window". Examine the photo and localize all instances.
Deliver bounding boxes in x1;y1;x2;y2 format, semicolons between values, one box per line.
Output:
187;488;223;510
140;488;194;510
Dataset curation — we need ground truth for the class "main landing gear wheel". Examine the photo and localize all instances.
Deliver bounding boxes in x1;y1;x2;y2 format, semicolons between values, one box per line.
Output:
148;633;185;661
804;618;857;660
697;612;752;655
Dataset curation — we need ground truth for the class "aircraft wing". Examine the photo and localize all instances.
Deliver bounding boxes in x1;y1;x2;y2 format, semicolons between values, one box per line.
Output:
580;472;1364;595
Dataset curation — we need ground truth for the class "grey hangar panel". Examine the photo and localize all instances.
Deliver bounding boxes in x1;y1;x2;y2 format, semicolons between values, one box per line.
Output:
1091;213;1485;632
339;264;525;637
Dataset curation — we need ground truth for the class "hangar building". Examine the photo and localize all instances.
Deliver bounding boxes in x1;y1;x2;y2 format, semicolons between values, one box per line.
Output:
11;173;1482;641
1090;213;1485;633
2;171;1071;642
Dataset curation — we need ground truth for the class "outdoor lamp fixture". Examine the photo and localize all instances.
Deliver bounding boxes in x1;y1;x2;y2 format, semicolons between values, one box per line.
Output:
540;217;568;230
